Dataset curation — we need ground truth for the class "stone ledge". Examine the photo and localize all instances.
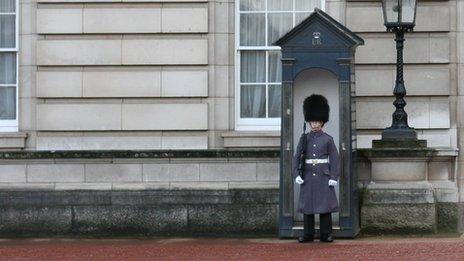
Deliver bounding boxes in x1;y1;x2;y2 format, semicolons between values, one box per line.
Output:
432;147;459;157
222;131;280;148
0;132;27;150
0;182;280;192
430;180;459;203
0;149;280;160
358;147;436;158
363;181;435;204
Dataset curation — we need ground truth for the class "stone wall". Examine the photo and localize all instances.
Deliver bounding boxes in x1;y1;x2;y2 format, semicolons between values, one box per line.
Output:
3;0;235;150
0;189;278;236
0;150;279;190
0;150;279;235
6;0;459;152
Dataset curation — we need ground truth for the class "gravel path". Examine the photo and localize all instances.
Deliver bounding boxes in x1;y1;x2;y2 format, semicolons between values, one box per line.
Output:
0;236;462;260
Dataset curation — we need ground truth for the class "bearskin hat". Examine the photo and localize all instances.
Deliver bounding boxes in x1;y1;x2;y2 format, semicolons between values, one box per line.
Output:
303;94;329;123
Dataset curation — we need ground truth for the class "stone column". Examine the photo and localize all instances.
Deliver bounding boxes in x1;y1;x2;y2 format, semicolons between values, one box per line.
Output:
457;0;464;230
359;147;459;234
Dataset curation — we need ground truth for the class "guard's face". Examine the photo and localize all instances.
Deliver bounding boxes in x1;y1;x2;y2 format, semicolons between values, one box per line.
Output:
309;121;323;131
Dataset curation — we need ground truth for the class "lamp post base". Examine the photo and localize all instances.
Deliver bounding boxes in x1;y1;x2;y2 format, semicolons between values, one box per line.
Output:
372;128;427;148
381;127;417;140
372;139;427;148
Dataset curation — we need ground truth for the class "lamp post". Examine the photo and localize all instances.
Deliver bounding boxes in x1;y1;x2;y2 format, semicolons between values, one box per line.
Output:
380;0;418;141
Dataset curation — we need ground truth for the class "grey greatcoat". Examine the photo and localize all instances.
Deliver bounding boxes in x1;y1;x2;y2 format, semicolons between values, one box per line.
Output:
292;129;340;214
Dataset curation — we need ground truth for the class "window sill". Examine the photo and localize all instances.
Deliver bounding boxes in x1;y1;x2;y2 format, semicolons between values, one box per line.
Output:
222;131;280;148
0;132;27;150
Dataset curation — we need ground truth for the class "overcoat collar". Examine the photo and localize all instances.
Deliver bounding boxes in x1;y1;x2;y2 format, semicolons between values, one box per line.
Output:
309;129;323;138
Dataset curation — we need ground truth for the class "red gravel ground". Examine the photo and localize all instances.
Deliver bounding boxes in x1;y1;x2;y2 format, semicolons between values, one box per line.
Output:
0;235;463;261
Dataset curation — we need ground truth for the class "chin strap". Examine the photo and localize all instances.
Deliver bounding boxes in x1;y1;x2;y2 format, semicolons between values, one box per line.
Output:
303;122;306;134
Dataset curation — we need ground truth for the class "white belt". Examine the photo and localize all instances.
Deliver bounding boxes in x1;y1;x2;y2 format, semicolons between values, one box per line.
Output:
305;158;329;164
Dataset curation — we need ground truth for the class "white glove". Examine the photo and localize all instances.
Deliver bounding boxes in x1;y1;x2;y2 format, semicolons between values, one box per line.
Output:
295;176;304;185
328;179;338;186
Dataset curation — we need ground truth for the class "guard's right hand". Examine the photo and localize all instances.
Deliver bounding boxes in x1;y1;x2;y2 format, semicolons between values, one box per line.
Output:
295;176;304;185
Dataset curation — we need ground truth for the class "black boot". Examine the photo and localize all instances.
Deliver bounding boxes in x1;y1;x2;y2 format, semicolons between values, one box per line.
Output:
319;213;333;243
298;214;315;243
320;234;333;243
298;235;314;243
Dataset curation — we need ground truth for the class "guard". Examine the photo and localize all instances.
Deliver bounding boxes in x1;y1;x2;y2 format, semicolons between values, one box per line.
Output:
292;94;340;243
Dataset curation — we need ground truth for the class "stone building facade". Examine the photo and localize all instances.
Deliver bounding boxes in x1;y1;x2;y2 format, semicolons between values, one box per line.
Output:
0;0;462;235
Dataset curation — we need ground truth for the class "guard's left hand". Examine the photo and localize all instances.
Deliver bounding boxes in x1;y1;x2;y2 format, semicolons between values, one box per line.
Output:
328;179;338;186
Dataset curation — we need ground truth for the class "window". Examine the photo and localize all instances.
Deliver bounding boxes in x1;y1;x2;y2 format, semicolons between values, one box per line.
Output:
235;0;324;130
0;0;18;132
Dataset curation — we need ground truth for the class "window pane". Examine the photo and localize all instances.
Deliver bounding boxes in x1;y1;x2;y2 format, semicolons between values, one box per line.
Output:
296;12;311;25
268;13;292;45
241;85;266;118
0;14;15;48
241;51;266;83
0;53;16;84
268;85;281;118
268;0;292;11
0;0;15;13
268;51;282;83
0;87;16;120
401;0;416;23
240;13;265;46
296;0;321;11
240;0;265;11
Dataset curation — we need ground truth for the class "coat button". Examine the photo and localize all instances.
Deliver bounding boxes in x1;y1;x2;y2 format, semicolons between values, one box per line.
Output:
312;163;316;166
313;153;316;156
313;144;316;147
313;173;316;176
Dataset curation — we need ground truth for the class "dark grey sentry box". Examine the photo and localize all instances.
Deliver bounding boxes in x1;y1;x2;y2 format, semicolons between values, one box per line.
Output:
274;8;364;238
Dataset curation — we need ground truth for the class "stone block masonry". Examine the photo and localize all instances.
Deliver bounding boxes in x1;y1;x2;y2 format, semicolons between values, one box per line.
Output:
0;150;279;235
0;189;278;236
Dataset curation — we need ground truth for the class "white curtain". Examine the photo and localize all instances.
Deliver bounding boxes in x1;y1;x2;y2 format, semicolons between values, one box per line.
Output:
268;51;281;83
268;85;281;117
0;53;16;120
241;51;266;118
296;0;321;11
0;53;15;84
240;13;265;46
241;51;265;83
241;85;266;118
268;0;292;11
0;87;15;120
0;1;17;120
0;0;16;48
268;13;292;45
296;12;312;25
240;0;265;11
0;0;15;12
268;51;282;118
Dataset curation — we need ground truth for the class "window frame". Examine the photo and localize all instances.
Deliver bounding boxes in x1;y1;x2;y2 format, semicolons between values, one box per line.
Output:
0;0;19;132
234;0;325;131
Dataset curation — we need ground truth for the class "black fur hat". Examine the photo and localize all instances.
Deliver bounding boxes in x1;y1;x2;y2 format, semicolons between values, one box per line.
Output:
303;94;329;123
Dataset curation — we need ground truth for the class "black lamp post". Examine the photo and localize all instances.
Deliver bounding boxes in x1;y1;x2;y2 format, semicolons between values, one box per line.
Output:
379;0;419;142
